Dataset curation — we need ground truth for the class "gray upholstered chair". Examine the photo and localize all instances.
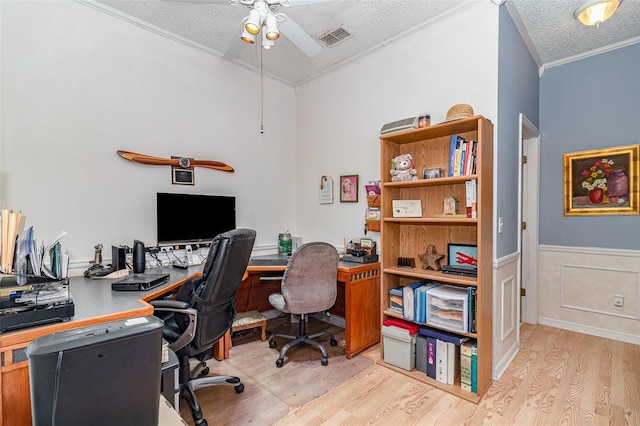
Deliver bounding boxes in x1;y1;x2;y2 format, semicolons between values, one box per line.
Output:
268;242;339;367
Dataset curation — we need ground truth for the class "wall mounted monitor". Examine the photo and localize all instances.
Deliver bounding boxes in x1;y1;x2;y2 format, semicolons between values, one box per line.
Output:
156;193;236;245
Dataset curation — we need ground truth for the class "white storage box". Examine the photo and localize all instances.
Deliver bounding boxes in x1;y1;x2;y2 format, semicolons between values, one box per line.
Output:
426;285;468;333
381;325;416;370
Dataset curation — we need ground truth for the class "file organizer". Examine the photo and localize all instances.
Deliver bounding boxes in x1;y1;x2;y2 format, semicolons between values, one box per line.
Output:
426;285;468;333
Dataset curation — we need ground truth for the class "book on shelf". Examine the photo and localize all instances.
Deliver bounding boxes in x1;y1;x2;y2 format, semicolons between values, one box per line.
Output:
416;334;427;374
471;341;478;393
448;135;466;177
467;287;477;334
460;340;474;392
436;338;448;384
465;140;477;175
465;179;477;218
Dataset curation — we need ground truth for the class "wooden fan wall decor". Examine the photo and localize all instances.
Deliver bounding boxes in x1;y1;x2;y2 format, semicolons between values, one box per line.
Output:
117;150;234;185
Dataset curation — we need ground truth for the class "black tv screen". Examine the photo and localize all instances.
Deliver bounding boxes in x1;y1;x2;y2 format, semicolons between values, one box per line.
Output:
157;193;236;245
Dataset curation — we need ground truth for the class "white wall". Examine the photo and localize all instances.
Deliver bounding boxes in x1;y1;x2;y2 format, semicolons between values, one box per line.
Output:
1;1;297;267
295;2;499;248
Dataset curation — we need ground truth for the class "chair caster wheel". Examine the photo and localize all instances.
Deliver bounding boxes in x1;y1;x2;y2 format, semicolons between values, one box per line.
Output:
234;383;245;393
269;339;277;349
198;420;208;426
200;367;210;376
330;337;338;346
321;357;328;366
276;358;284;368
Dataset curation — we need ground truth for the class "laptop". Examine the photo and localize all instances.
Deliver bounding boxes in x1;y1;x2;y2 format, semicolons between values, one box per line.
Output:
442;244;478;277
111;273;170;291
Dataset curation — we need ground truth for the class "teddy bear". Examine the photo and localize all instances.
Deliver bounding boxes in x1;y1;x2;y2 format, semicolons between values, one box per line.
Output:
390;154;418;182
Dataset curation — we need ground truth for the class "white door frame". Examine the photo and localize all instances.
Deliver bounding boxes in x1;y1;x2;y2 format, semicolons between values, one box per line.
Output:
517;113;540;324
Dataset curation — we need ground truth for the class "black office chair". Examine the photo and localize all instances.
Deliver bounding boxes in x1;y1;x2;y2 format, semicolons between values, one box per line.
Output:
268;242;339;367
151;228;256;426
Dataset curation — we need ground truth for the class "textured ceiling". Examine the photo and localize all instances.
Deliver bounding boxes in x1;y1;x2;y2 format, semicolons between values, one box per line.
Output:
82;0;640;85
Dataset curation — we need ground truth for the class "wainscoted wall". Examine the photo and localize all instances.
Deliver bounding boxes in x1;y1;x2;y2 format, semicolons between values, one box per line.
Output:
492;252;520;380
538;245;640;345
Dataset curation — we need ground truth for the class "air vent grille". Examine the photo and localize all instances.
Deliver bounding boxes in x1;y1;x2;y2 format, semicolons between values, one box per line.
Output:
317;26;353;47
380;117;419;135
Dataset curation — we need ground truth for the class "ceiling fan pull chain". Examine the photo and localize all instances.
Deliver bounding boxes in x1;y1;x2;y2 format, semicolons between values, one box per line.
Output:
260;43;264;134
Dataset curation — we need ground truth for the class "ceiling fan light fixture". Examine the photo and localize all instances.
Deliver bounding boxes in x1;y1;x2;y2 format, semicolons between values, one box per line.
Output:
262;30;274;49
245;9;261;34
265;13;279;40
241;29;256;44
574;0;621;26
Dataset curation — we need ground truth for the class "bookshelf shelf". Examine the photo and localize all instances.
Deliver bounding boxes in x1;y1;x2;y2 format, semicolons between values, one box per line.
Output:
375;359;482;404
379;115;493;401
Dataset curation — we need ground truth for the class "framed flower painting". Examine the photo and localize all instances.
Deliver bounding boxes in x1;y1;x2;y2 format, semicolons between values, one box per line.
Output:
563;144;639;216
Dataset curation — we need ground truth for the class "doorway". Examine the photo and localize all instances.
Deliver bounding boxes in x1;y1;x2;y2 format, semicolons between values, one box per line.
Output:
518;114;540;324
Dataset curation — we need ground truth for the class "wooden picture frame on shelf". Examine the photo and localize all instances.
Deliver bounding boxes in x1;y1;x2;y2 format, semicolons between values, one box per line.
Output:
563;144;639;216
340;175;359;202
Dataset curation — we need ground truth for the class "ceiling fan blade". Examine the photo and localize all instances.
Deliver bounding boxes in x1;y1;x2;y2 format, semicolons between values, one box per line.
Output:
223;22;248;60
273;0;334;6
278;15;322;58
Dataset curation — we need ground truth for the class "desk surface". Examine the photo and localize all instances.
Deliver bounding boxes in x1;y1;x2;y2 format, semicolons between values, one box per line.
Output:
247;253;376;271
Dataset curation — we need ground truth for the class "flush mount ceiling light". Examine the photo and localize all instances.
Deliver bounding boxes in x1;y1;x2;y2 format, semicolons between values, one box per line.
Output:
574;0;622;26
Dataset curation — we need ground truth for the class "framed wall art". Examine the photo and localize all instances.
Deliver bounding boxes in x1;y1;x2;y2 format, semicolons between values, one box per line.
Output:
563;144;639;216
340;175;359;202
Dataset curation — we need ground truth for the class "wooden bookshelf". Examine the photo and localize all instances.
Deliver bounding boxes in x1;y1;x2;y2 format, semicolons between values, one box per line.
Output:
379;115;493;402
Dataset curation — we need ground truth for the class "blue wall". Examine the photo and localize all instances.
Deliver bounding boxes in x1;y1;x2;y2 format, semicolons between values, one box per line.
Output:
497;6;540;258
539;44;640;250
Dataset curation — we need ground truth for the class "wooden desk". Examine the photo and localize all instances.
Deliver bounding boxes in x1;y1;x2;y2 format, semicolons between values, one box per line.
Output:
237;259;381;359
0;267;201;426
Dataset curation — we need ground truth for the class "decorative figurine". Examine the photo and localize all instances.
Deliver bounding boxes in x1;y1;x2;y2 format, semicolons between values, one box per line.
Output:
419;245;445;271
443;194;459;215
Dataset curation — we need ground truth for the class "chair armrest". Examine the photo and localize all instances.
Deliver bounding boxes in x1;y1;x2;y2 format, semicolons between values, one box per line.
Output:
150;301;198;353
150;299;190;310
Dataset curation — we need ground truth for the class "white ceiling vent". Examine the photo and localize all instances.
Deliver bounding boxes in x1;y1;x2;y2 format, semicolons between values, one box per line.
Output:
317;26;353;47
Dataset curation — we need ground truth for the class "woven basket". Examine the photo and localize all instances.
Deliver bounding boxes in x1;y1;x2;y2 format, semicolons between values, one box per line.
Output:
366;220;380;232
445;104;474;121
367;194;381;207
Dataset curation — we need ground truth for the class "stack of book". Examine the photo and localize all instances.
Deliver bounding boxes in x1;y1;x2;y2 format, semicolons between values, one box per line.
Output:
419;327;478;393
447;135;478;177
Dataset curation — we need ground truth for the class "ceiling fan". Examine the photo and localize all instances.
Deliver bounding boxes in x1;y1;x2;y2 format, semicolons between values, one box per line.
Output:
172;0;330;59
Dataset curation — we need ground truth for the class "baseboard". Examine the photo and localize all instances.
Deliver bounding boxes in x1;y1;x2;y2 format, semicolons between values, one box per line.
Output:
492;337;520;381
539;316;640;345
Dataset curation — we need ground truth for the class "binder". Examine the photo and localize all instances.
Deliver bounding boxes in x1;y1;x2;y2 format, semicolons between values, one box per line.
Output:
426;336;437;379
402;282;422;321
416;334;427;374
436;339;448;383
447;341;460;385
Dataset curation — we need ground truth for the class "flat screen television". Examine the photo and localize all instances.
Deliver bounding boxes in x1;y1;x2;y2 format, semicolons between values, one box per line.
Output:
157;193;236;245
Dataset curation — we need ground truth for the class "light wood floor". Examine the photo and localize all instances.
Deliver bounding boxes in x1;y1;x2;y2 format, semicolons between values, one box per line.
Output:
188;323;640;425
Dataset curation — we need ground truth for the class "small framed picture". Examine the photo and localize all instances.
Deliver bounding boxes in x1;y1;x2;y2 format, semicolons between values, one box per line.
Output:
340;175;359;202
172;167;194;185
423;167;444;179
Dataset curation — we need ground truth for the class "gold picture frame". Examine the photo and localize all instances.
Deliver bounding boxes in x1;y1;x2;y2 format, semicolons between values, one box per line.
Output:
563;144;639;216
340;175;359;202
